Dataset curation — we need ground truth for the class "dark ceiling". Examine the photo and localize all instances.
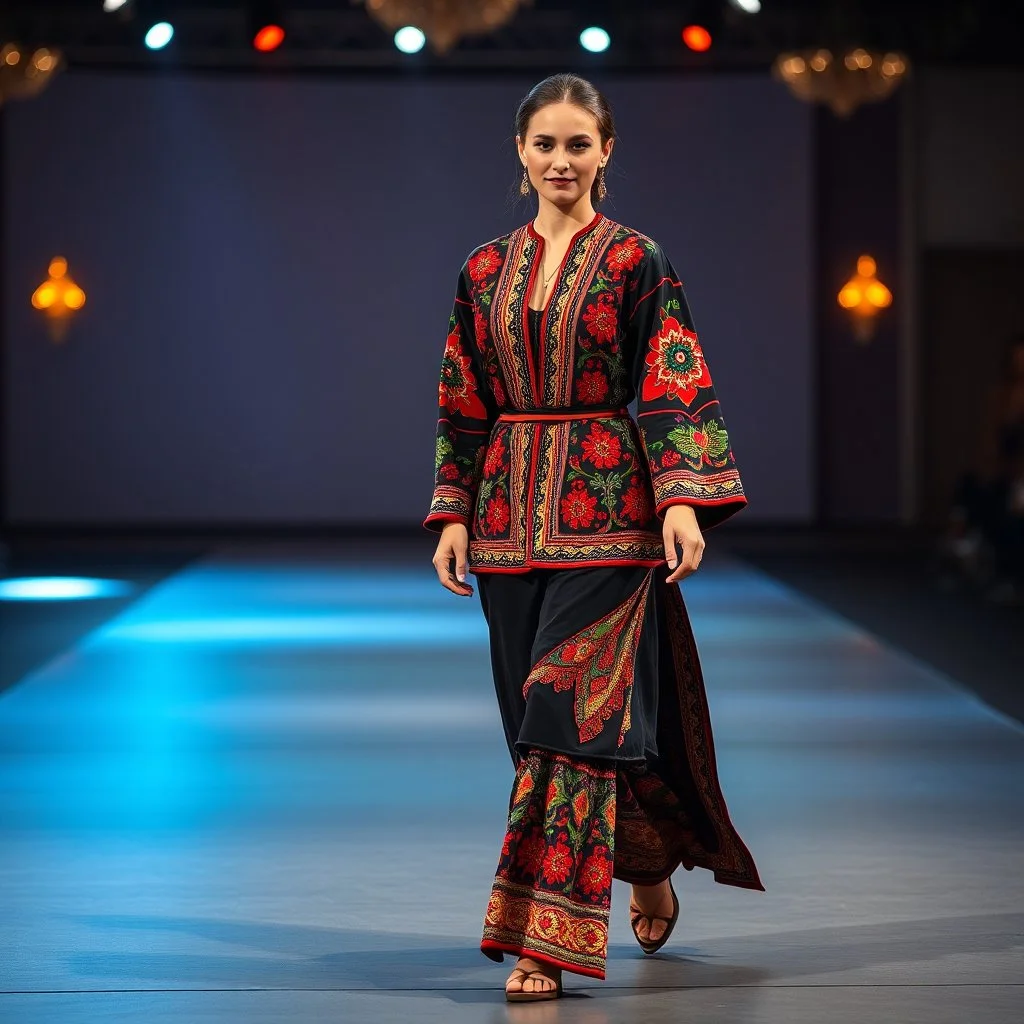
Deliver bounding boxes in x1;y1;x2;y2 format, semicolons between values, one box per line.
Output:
1;1;1019;72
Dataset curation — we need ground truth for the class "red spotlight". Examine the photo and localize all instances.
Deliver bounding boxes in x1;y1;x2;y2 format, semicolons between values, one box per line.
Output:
682;25;712;52
253;24;285;52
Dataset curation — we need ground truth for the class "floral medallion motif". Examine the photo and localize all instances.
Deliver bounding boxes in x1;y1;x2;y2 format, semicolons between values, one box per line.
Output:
642;314;712;405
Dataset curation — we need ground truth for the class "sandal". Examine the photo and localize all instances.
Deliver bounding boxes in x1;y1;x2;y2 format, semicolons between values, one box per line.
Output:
505;965;563;1002
629;879;679;955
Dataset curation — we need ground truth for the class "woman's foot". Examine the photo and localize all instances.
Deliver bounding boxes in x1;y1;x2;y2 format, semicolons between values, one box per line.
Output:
630;879;675;944
505;956;562;1000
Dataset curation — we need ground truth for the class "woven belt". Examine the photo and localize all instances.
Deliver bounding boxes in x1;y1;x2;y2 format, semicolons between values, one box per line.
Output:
497;407;629;423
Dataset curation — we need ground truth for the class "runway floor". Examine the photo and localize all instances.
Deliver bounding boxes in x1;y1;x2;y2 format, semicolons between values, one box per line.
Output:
1;540;1022;1023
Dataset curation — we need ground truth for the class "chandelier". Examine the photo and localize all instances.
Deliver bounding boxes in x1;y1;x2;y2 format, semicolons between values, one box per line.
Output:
360;0;531;54
773;48;909;117
0;43;63;106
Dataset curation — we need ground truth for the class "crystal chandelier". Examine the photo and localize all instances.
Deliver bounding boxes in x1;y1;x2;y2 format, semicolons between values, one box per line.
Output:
772;48;909;117
360;0;531;54
0;43;63;106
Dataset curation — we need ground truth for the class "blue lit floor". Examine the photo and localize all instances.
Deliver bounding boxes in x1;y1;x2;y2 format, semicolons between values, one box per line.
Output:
1;541;1022;1023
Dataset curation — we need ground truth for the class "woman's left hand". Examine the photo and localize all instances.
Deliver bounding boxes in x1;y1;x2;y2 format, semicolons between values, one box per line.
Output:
662;504;705;583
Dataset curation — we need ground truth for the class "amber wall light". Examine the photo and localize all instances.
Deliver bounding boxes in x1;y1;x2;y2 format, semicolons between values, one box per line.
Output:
32;256;86;343
838;254;891;344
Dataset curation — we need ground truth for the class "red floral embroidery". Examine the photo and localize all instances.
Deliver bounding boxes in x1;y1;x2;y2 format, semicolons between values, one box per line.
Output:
581;423;622;469
439;327;489;418
490;375;507;406
468;246;501;284
514;768;535;804
473;307;490;352
661;450;681;468
484;438;507;478
562;638;596;667
582;293;618;343
484;492;510;535
515;827;547;875
542;836;574;885
440;464;460;481
579;845;613;896
642;314;712;405
577;369;610;404
621;477;652;523
571;789;590;826
606;237;644;279
560;480;598;529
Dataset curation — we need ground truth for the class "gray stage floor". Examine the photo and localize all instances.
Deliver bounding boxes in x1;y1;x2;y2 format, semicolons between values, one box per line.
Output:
1;543;1022;1023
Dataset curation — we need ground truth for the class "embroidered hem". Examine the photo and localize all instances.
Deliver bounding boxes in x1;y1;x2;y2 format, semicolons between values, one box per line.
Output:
482;879;609;980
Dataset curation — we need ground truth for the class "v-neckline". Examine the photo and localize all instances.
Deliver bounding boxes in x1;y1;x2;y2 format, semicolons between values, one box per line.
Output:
526;212;603;315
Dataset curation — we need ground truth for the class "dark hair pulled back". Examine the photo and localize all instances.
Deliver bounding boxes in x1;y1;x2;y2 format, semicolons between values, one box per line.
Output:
513;73;616;206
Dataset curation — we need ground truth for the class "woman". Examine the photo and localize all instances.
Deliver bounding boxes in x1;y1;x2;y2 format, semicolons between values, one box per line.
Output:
425;73;763;1002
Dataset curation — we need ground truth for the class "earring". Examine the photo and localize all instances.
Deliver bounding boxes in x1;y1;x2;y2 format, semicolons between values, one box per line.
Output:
596;165;607;202
520;166;530;196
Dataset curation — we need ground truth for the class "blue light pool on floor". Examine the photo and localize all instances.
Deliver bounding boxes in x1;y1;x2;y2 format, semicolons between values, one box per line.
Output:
103;610;486;646
0;577;134;601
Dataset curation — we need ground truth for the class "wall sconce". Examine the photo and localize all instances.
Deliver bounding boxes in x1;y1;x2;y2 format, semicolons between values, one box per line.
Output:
838;254;891;343
31;256;86;343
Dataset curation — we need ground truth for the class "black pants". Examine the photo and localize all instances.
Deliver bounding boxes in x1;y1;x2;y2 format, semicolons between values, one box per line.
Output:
474;564;764;978
477;565;659;765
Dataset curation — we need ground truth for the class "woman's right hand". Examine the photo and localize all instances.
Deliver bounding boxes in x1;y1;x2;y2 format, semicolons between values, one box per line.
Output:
432;522;474;597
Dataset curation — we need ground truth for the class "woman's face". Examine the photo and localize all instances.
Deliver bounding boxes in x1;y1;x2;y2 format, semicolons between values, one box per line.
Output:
517;101;613;210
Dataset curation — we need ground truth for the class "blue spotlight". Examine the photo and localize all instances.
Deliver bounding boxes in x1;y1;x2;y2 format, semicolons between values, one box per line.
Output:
394;26;426;54
0;577;134;602
579;26;610;53
144;22;174;50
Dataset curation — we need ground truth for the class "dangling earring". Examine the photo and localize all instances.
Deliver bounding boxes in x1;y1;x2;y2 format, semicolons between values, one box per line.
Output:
596;164;608;202
520;166;531;196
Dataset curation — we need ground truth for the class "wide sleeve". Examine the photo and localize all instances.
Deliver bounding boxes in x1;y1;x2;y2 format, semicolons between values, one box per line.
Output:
625;242;747;531
423;264;498;533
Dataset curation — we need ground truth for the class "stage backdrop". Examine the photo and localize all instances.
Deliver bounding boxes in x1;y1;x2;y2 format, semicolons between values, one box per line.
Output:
3;72;812;526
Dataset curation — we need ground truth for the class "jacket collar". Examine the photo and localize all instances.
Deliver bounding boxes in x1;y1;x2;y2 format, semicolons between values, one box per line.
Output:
526;211;604;245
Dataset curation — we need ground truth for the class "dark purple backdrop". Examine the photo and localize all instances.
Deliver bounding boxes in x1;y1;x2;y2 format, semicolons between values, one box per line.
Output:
3;72;812;525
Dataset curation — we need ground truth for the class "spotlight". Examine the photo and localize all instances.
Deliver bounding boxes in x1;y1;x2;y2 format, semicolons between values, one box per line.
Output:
253;24;285;52
0;577;133;601
250;3;285;52
579;27;610;53
728;0;762;12
682;25;712;52
144;22;174;50
394;26;425;54
102;0;132;11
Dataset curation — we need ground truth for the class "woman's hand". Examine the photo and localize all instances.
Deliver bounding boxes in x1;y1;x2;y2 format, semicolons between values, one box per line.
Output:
662;504;705;583
432;522;474;597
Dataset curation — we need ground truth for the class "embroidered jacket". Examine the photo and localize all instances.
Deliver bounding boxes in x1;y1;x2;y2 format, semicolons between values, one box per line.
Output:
424;212;746;572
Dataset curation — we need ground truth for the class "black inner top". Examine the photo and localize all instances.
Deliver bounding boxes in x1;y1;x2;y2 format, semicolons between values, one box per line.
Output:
528;307;542;351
